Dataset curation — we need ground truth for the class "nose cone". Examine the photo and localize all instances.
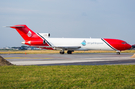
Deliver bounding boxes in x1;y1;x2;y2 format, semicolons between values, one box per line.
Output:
125;44;132;50
103;38;132;51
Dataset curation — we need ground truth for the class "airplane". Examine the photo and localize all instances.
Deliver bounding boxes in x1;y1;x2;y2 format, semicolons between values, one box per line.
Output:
7;24;133;55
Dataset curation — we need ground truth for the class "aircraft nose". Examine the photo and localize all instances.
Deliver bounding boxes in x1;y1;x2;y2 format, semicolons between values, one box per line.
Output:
126;44;132;50
103;38;132;51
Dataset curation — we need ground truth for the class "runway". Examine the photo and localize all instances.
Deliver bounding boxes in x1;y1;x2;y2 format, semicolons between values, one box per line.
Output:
1;53;135;65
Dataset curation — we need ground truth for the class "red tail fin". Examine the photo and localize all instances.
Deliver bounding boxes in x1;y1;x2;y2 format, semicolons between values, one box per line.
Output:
10;25;41;41
9;25;53;48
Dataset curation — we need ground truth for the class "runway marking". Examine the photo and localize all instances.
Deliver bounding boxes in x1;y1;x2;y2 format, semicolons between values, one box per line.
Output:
4;57;52;59
85;57;135;60
11;60;106;65
10;57;135;65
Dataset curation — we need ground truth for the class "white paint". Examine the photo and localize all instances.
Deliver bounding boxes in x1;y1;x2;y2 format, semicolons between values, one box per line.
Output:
45;38;113;51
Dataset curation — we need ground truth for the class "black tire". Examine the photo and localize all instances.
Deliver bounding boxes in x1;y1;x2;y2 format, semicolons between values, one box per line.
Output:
60;51;64;54
116;52;120;55
67;51;72;54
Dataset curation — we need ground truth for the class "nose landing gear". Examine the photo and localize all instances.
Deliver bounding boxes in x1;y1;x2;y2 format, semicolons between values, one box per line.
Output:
116;52;120;55
116;51;121;55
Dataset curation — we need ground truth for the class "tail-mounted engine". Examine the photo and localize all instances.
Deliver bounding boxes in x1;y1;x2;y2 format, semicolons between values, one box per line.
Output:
22;40;45;46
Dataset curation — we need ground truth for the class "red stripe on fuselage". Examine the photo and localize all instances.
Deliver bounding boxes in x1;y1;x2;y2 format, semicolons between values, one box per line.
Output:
103;38;131;51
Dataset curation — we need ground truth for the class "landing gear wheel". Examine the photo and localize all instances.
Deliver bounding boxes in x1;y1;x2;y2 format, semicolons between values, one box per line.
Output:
67;51;72;54
60;51;64;54
116;52;120;55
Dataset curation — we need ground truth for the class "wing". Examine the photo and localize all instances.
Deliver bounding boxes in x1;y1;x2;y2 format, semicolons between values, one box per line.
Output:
54;46;81;50
38;46;81;50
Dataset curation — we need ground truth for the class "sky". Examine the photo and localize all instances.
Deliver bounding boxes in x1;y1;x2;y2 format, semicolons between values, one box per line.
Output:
0;0;135;48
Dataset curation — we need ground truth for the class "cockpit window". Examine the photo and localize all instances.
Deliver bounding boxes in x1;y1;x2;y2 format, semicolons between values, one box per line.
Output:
122;42;127;44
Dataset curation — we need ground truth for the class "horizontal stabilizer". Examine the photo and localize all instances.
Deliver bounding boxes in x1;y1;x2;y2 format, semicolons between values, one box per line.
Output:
6;25;43;41
5;25;25;28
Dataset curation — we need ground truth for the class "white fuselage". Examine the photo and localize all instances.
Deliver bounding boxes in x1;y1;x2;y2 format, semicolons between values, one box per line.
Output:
45;37;113;51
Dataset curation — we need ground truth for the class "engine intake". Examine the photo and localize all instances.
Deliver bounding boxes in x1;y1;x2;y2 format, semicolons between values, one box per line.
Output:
38;33;50;37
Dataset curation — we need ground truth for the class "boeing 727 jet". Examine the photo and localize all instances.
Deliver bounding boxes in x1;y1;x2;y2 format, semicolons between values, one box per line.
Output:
8;25;132;54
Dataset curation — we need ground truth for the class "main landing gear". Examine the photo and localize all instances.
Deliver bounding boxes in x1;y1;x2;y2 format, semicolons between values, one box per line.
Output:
67;50;73;54
60;50;64;54
60;50;73;54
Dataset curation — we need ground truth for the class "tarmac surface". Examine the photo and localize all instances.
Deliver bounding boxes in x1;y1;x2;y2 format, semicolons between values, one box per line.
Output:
1;53;135;66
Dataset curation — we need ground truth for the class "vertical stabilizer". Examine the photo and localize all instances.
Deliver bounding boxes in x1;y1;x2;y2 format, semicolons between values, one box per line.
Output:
9;25;41;41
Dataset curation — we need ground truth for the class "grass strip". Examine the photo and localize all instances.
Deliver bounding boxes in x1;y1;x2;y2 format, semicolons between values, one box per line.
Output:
0;50;135;54
0;65;135;89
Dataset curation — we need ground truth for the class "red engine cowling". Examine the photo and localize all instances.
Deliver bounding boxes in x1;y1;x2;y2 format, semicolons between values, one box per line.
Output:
22;40;45;46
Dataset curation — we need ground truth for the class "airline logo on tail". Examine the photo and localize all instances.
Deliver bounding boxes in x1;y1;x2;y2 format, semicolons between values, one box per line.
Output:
27;31;32;37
